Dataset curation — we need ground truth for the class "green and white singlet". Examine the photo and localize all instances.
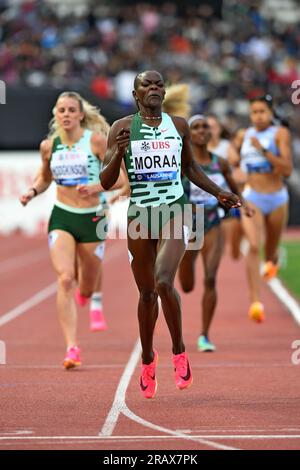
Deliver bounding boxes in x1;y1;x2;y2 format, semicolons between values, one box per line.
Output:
50;129;101;187
48;129;107;243
184;153;227;208
183;153;227;234
124;112;184;208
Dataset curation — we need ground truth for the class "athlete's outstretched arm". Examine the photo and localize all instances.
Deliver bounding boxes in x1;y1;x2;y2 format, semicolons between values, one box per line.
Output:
177;118;241;210
100;119;130;190
20;139;53;206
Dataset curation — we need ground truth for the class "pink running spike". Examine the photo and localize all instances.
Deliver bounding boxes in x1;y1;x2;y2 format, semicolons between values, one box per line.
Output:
172;352;193;390
90;308;107;332
140;351;158;399
63;346;81;370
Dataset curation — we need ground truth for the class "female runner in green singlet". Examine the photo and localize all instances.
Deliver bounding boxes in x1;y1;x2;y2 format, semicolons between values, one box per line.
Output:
20;92;124;369
101;70;241;399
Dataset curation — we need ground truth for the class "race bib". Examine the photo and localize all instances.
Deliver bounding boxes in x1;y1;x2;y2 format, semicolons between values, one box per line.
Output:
241;138;273;174
51;150;89;186
243;155;273;174
131;140;180;182
190;173;226;205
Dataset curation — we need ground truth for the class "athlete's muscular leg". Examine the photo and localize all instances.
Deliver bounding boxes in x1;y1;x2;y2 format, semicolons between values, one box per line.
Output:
264;203;288;264
77;241;103;297
241;202;264;303
155;218;187;355
201;225;223;336
231;217;244;260
178;248;199;293
49;230;77;348
128;223;159;365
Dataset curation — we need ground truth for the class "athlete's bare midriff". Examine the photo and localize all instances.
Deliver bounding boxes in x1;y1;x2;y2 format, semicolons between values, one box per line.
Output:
56;185;100;208
247;173;284;193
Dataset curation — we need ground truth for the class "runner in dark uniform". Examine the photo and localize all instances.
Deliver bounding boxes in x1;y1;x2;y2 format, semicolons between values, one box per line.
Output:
179;115;253;352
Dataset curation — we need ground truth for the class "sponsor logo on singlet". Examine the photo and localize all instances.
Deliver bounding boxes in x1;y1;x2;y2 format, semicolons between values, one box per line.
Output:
131;140;179;182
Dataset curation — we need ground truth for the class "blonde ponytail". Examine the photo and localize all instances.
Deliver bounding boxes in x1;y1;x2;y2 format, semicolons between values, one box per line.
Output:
48;91;110;139
163;84;191;119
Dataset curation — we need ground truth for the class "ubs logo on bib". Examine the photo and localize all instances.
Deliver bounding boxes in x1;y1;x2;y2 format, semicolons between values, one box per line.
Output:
140;141;171;152
151;141;170;150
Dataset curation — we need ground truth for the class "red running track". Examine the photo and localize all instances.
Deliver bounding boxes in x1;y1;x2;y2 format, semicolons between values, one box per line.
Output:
0;233;300;450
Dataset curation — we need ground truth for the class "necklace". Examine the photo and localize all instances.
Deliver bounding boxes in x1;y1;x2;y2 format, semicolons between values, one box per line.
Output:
139;113;162;121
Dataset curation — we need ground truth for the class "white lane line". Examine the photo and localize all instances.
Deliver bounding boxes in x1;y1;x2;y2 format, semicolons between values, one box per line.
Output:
0;283;57;328
122;404;239;451
0;248;47;275
0;243;124;329
99;339;141;437
178;428;300;433
99;340;239;451
268;277;300;326
0;435;299;441
241;242;300;327
0;431;33;436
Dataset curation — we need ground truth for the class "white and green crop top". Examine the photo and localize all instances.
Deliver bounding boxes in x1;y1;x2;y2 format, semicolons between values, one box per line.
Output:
50;129;101;186
124;112;184;207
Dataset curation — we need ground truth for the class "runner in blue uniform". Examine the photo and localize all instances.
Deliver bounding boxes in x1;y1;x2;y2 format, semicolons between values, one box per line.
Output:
235;95;293;322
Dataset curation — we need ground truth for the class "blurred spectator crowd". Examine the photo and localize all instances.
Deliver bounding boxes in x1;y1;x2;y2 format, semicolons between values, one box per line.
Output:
0;0;300;163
